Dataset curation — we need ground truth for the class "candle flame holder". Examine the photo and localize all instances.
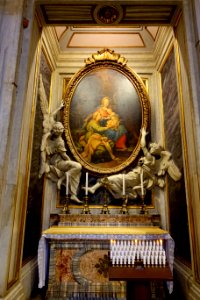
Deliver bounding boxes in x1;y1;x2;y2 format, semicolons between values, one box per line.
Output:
81;195;91;214
62;195;70;214
120;195;129;215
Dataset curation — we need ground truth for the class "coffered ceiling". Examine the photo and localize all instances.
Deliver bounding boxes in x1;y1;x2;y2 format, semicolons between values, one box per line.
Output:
37;2;180;54
39;3;181;25
54;26;159;51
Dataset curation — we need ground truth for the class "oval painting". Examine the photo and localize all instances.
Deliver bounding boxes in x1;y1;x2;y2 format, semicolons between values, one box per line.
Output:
64;63;150;174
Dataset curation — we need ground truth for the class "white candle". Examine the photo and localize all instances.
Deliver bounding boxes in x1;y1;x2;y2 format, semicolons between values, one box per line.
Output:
122;173;125;195
140;168;144;196
163;255;166;266
85;172;88;195
112;257;115;265
66;172;69;195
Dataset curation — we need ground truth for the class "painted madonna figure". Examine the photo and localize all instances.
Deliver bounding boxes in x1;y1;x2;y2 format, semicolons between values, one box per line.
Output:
86;128;182;199
39;75;82;203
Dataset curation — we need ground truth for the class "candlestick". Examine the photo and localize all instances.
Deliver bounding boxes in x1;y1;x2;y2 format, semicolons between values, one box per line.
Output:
122;173;125;195
85;172;88;195
140;167;144;196
120;194;129;214
66;172;69;195
62;194;70;214
81;195;91;214
101;190;110;214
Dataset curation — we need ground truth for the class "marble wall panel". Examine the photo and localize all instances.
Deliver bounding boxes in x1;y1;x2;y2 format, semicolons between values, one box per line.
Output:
161;48;191;264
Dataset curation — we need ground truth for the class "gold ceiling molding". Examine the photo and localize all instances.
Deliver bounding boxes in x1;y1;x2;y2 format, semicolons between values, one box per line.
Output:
67;32;145;48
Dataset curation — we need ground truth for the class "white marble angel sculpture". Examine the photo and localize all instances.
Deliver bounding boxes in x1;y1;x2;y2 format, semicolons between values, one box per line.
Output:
38;74;82;203
85;128;182;199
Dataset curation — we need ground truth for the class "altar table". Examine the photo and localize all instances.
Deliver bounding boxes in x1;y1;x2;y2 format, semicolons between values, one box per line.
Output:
38;226;174;298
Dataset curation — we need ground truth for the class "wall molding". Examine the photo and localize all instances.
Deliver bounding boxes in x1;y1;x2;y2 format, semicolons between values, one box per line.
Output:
174;259;200;300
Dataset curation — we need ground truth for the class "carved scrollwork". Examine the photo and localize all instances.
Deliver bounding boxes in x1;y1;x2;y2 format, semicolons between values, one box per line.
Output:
85;48;128;66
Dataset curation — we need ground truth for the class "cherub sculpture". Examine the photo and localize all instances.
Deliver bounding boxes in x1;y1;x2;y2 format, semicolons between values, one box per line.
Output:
85;128;182;199
38;75;82;203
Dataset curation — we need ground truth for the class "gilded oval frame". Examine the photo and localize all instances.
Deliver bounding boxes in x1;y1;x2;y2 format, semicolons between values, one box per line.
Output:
64;50;150;175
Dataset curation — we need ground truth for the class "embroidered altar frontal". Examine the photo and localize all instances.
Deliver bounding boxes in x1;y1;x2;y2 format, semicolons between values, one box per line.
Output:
47;240;126;299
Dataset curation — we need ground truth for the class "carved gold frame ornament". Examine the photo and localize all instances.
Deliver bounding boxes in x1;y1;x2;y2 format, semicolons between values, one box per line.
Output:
64;49;150;174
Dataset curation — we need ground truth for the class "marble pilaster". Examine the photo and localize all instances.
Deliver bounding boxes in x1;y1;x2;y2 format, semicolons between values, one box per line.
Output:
0;0;24;295
0;0;38;297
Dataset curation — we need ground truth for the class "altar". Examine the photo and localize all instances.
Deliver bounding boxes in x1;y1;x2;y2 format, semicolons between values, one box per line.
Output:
38;224;174;299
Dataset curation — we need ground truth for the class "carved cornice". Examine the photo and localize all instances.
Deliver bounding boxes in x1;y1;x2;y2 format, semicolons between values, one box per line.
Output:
85;48;128;66
153;27;174;71
42;26;60;70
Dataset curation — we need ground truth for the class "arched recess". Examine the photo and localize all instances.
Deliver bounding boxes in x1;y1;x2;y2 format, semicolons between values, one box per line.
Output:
4;1;199;299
